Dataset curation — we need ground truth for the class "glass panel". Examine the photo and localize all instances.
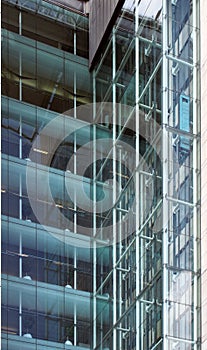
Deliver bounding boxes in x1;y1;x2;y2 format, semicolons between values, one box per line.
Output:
2;30;92;113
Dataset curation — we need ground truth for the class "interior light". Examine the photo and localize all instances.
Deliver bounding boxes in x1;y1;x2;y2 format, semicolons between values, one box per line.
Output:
53;260;63;266
109;171;129;179
23;333;32;338
33;148;48;155
18;253;29;258
55;203;64;208
23;274;32;280
65;338;73;345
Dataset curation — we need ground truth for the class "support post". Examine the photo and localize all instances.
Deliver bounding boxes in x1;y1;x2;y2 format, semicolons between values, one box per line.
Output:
112;26;117;350
162;0;169;348
135;1;140;350
192;0;200;348
92;69;97;349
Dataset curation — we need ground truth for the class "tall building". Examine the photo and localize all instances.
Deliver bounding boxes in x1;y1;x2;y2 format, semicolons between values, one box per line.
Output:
1;0;202;349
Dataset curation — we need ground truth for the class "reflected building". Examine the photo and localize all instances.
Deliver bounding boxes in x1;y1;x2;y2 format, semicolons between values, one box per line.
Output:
1;0;201;350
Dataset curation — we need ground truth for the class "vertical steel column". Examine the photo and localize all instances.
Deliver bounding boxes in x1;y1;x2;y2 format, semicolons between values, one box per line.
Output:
112;27;117;350
19;7;22;216
74;24;77;56
19;233;22;336
135;1;140;350
162;0;169;348
74;248;77;346
118;145;122;350
192;0;200;348
92;70;97;349
19;8;23;337
73;25;77;346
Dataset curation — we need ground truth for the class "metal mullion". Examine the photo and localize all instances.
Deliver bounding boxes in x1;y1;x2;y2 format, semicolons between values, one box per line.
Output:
117;194;161;257
139;56;162;103
73;35;77;345
135;2;140;349
138;34;162;49
92;69;97;350
18;8;23;337
96;300;137;350
115;4;135;33
96;37;135;105
95;84;162;164
162;1;169;348
166;54;194;68
95;200;162;297
165;124;197;138
192;0;200;348
96;199;162;293
118;140;123;350
112;26;117;350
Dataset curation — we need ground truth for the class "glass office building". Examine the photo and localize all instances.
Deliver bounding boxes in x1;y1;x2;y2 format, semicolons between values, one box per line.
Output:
1;0;201;349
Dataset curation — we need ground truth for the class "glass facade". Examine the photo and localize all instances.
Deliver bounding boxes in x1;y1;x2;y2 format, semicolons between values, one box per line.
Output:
92;1;200;349
1;0;201;350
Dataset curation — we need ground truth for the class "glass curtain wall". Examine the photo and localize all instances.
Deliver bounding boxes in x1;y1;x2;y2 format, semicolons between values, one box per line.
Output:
162;0;201;349
1;0;200;349
1;0;93;349
92;0;200;350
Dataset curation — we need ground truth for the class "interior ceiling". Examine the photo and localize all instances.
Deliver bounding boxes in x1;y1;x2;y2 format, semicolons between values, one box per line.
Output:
2;33;92;105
